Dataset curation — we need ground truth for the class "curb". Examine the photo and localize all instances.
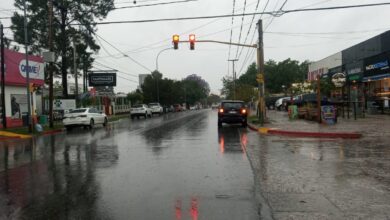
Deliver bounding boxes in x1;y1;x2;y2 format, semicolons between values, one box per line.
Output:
248;123;362;139
41;129;64;136
0;131;32;139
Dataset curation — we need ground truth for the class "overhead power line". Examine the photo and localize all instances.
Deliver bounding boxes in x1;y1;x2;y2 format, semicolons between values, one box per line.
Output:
73;2;390;26
114;0;198;10
227;0;237;69
235;0;247;59
95;33;153;72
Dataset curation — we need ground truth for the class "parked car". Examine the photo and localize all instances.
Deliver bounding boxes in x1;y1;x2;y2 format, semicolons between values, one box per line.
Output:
266;96;283;110
63;108;107;131
148;103;163;115
173;104;183;112
130;104;152;119
218;100;248;127
275;97;290;111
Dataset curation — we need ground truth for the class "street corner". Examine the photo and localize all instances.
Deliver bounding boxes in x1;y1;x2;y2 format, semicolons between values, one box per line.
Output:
0;131;32;139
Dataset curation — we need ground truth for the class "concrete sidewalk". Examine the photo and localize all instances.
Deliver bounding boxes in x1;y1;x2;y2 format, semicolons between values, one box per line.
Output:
263;110;390;138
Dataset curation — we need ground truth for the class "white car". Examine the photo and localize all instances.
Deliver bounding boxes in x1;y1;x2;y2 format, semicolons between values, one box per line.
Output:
275;97;290;111
63;108;108;130
131;104;152;119
148;103;163;115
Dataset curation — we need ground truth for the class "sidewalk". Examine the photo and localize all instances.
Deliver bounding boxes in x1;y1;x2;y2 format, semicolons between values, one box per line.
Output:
256;110;390;138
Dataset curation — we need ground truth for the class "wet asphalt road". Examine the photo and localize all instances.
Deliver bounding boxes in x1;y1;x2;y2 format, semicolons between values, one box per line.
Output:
0;110;259;220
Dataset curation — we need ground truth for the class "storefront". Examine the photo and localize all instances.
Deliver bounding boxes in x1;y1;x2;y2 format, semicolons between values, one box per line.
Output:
363;52;390;113
345;61;364;114
0;49;44;128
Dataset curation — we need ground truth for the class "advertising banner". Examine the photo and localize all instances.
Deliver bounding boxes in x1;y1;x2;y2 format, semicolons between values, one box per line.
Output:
2;49;45;86
10;94;28;119
88;73;117;87
321;105;337;125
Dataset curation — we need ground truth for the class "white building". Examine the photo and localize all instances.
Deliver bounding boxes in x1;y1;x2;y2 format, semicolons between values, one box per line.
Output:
308;52;342;81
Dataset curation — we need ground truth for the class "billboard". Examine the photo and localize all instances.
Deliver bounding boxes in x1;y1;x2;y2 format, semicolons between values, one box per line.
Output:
88;73;117;87
2;49;45;86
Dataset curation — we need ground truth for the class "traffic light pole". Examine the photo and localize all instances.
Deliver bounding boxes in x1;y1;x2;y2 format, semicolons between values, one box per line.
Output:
177;34;265;124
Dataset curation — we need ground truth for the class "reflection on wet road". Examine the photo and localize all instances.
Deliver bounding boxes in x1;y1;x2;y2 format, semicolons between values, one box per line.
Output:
0;110;258;219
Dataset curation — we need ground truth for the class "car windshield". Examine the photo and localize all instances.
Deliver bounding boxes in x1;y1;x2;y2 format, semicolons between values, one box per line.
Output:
133;104;143;108
222;102;243;109
149;103;158;106
69;109;87;113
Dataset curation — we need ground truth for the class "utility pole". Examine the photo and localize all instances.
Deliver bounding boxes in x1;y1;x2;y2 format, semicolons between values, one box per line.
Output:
48;0;54;128
316;76;322;123
23;0;32;132
256;19;266;125
228;59;238;100
73;41;78;107
1;24;6;129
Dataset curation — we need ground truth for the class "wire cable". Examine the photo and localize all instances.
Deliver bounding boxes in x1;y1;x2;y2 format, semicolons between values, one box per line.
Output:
235;0;248;59
114;0;198;10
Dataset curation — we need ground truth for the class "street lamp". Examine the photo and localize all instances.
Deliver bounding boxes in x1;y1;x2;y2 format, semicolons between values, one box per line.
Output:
154;47;173;103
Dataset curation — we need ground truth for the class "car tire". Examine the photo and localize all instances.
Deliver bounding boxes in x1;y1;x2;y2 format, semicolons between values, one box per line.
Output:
103;118;108;127
89;119;94;129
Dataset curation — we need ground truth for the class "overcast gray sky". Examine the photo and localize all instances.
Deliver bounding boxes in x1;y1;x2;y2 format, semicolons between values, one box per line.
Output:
1;0;390;94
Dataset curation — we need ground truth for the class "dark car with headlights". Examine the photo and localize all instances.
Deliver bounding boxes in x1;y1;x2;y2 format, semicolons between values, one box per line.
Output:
218;100;248;127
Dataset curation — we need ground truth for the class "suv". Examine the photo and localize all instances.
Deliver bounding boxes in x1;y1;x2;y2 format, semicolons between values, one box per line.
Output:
130;104;152;119
148;103;163;115
218;100;248;127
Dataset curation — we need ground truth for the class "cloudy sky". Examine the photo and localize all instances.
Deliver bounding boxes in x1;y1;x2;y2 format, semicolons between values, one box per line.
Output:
1;0;390;94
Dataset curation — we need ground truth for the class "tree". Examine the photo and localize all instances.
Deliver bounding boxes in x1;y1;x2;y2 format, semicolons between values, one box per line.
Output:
207;94;221;106
10;0;114;97
127;90;144;105
182;74;210;106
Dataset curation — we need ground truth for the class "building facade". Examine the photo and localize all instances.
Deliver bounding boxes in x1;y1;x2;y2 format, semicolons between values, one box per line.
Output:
308;31;390;114
0;49;45;128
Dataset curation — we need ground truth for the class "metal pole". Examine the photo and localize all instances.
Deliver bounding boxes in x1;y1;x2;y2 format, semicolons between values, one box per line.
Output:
228;59;238;100
23;0;32;132
155;48;172;103
1;24;6;128
73;41;78;107
317;76;322;123
256;20;265;126
48;0;54;128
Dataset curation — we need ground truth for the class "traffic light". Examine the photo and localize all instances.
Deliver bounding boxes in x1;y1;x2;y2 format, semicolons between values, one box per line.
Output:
173;34;179;50
189;34;195;50
29;83;38;92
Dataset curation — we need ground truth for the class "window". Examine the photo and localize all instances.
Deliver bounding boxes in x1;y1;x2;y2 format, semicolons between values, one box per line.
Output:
222;102;244;109
70;109;87;113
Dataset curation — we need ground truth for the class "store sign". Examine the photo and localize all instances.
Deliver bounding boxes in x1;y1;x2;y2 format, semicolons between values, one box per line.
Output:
19;60;44;80
347;67;362;75
366;60;389;71
321;105;337;125
3;49;45;86
88;73;117;87
332;72;346;87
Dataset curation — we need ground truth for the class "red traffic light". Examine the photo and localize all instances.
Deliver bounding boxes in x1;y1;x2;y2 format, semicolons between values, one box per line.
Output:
189;34;195;50
172;34;179;49
189;34;195;42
